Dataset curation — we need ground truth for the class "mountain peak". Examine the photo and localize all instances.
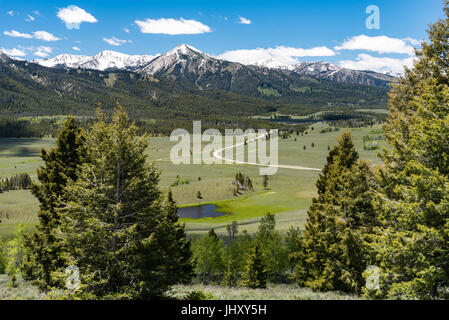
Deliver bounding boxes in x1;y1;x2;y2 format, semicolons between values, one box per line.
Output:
33;54;91;69
172;44;202;53
138;44;212;75
0;53;10;62
165;44;207;58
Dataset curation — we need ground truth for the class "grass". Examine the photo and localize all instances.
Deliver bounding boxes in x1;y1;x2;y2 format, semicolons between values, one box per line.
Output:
0;274;358;300
257;86;281;97
0;275;49;300
168;283;359;300
0;123;386;240
0;190;38;240
356;108;389;114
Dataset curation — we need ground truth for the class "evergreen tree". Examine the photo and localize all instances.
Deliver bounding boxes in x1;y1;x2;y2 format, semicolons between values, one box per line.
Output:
292;132;378;293
222;256;239;288
241;240;267;289
23;117;85;289
57;106;193;299
6;225;31;287
369;1;449;299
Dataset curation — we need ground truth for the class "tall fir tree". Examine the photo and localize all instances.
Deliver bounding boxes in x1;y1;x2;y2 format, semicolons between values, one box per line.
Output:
23;117;85;289
369;1;449;299
241;240;267;289
57;106;193;299
291;132;378;293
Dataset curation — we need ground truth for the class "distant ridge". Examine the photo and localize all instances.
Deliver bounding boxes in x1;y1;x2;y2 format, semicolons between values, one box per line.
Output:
26;44;395;87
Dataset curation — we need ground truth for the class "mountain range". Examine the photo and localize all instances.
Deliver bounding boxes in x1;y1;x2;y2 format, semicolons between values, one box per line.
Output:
33;44;395;87
0;44;393;120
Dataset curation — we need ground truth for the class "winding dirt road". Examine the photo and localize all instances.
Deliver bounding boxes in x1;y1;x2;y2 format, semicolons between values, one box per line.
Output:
213;134;322;172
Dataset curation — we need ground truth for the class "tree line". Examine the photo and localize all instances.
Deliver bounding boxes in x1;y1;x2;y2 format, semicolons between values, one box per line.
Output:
190;215;301;288
0;173;32;192
0;115;307;138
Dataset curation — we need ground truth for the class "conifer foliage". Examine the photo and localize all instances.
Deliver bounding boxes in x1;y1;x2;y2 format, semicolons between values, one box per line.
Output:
241;240;267;289
291;132;378;294
24;117;85;289
56;106;193;299
368;1;449;299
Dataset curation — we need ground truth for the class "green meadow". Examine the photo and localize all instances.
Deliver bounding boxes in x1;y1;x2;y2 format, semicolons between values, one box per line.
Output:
0;123;386;240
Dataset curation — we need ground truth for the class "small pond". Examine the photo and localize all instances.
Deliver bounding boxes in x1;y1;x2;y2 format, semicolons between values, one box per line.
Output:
177;204;228;219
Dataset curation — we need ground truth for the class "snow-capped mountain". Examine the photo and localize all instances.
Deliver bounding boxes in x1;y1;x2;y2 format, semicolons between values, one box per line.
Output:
80;50;157;71
0;53;9;63
249;57;295;70
34;50;157;71
290;62;394;86
30;44;394;87
33;54;91;69
137;44;221;76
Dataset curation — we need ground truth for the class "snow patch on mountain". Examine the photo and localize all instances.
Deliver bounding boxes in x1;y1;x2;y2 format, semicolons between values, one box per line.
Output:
34;51;158;71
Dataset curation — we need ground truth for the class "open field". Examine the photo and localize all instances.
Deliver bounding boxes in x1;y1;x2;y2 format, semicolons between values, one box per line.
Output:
0;123;386;240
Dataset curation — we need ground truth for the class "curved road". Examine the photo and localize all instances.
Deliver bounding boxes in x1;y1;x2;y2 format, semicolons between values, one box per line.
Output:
213;134;322;172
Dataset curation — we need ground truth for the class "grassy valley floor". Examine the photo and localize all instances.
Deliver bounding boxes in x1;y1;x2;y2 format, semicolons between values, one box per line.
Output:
0;122;386;240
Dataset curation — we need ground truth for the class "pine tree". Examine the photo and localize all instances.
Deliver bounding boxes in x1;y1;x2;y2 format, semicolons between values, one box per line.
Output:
23;117;85;290
222;256;239;288
291;132;378;293
241;240;267;289
57;106;193;299
368;1;449;299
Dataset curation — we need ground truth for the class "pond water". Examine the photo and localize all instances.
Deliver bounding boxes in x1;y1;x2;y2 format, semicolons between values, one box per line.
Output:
177;204;228;219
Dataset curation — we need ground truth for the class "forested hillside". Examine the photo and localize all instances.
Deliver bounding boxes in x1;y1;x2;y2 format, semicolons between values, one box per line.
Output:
0;53;390;120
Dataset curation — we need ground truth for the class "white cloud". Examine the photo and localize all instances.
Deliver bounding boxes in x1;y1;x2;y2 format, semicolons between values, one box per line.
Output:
72;46;81;51
339;53;416;75
33;46;52;58
4;30;33;39
0;47;26;57
25;14;35;22
123;28;130;33
135;17;211;35
217;46;335;67
239;16;251;24
7;11;14;16
103;37;132;46
57;5;97;29
33;31;60;41
3;30;60;41
335;35;418;55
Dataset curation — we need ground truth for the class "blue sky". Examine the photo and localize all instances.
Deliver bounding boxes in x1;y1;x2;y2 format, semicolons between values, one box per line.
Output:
0;0;445;74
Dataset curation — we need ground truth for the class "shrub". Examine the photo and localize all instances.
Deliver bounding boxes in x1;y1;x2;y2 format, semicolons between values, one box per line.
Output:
184;290;216;300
